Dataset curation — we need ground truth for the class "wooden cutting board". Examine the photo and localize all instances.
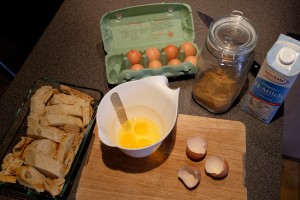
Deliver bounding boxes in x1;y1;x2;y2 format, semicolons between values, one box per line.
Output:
76;114;246;200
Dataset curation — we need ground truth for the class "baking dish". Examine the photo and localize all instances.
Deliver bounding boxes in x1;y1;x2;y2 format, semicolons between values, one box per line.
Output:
0;77;103;199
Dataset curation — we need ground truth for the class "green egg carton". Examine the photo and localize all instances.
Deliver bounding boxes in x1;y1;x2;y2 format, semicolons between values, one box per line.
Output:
100;3;198;85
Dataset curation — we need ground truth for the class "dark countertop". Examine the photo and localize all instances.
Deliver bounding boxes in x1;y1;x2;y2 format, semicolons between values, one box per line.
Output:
0;0;300;199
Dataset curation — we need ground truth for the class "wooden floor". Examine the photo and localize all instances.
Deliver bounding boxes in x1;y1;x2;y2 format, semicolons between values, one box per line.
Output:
0;74;299;199
281;158;300;200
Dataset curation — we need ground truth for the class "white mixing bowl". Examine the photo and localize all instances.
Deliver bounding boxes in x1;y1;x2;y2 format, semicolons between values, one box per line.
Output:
96;75;180;158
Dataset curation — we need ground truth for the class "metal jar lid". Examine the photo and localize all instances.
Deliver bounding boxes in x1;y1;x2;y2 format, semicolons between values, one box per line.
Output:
206;11;258;63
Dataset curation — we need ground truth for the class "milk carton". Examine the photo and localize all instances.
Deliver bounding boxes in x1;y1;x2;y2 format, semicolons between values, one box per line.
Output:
242;34;300;124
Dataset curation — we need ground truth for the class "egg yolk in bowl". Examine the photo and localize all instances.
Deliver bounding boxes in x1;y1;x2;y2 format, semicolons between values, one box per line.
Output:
118;117;161;148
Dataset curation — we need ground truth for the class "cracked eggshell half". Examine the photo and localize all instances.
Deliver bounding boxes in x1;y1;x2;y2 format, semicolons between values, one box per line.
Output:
205;155;229;179
178;164;201;189
186;136;207;161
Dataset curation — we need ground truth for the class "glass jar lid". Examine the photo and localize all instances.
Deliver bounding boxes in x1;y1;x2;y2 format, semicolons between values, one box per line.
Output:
207;11;258;60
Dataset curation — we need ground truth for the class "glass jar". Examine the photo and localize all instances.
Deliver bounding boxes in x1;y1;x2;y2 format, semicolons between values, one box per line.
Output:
192;11;258;113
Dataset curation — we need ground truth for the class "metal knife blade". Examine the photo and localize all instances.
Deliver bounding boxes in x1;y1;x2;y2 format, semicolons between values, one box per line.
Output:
197;11;214;28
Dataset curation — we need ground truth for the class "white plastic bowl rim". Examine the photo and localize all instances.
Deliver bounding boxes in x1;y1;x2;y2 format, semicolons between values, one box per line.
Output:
96;75;180;157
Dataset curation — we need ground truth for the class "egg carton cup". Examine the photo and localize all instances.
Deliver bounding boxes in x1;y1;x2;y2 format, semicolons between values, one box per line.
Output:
106;46;198;84
100;3;198;84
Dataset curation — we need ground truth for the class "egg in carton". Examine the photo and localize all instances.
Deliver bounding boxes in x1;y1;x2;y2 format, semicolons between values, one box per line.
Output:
100;3;199;85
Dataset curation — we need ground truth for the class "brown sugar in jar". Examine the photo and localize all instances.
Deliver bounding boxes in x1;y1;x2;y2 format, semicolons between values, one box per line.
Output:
193;68;237;113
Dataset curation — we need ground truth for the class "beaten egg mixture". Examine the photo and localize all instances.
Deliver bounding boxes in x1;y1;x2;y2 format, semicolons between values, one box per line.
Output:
118;117;161;148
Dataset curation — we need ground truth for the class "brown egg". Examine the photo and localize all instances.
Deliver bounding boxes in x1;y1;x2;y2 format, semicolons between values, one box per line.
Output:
168;59;181;66
186;136;207;161
180;42;197;57
148;60;162;69
145;47;161;61
130;64;144;70
205;155;229;179
178;164;201;189
127;49;142;65
184;56;197;66
163;44;179;60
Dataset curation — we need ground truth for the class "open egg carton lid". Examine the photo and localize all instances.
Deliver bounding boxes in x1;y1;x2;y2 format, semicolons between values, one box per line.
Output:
100;3;198;85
